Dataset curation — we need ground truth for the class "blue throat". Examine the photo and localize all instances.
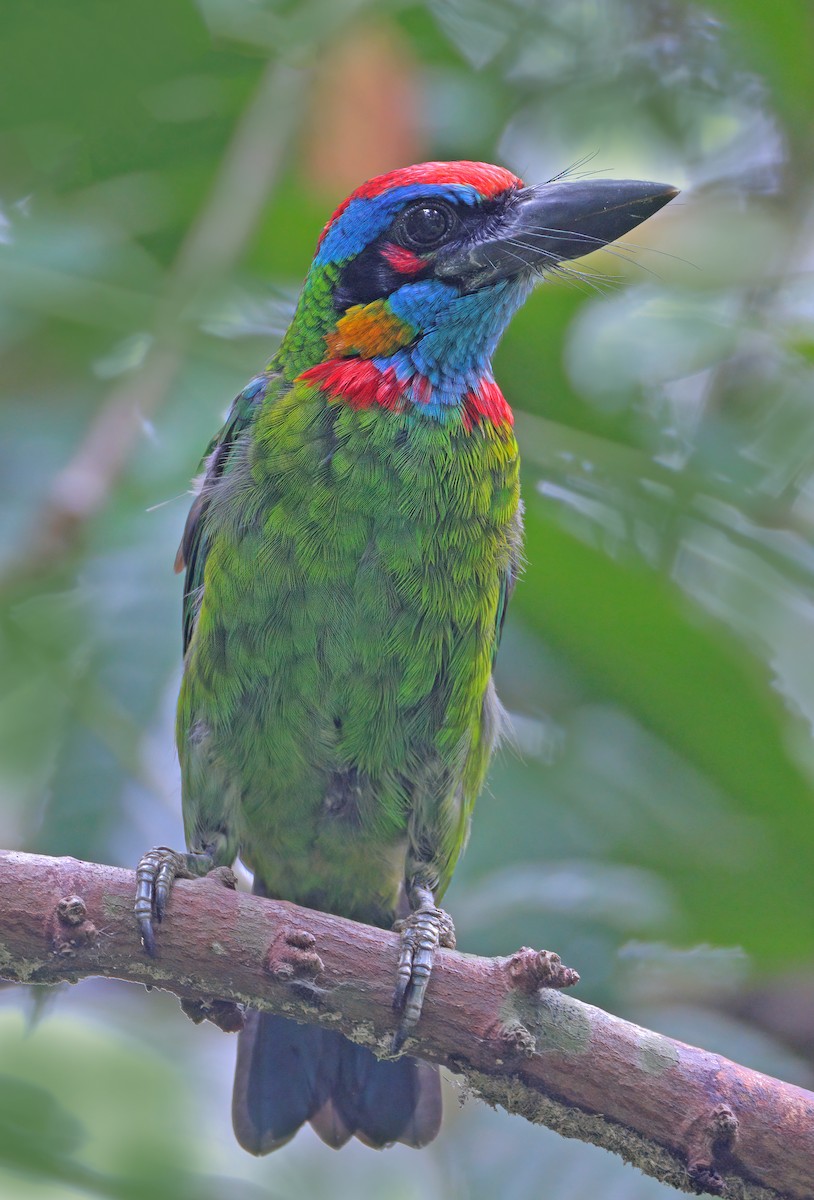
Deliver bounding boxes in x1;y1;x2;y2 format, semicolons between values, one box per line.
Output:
381;277;533;419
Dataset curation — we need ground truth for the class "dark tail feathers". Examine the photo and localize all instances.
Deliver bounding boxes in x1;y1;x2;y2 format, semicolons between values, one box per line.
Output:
232;1010;442;1153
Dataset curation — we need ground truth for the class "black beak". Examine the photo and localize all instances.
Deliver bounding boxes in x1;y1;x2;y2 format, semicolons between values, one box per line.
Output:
436;178;679;292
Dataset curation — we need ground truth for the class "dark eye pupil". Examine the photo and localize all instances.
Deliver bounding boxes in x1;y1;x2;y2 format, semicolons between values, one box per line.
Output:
401;204;453;248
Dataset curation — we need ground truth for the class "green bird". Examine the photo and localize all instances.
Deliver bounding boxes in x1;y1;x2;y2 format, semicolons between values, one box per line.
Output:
136;161;677;1153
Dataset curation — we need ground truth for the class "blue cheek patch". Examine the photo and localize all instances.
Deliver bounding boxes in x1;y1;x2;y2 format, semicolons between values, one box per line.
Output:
387;280;458;329
368;278;532;422
390;278;533;386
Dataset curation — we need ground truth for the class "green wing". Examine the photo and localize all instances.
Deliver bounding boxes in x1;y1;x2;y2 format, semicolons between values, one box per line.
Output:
176;374;273;654
492;513;523;665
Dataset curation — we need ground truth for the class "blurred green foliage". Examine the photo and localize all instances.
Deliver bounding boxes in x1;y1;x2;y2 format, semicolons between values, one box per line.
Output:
2;0;814;1196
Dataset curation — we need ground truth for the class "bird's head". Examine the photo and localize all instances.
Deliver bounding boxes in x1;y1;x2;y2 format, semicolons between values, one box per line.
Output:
275;161;677;427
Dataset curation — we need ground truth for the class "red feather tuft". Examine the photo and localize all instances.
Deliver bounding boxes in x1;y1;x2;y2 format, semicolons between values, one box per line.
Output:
463;379;513;428
299;359;405;412
412;375;432;407
381;243;427;275
298;360;513;429
376;365;403;410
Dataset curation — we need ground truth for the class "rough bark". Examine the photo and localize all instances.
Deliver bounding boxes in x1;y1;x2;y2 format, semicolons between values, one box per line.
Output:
0;849;811;1199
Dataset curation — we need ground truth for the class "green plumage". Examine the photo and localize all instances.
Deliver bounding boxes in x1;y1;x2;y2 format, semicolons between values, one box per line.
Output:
135;159;676;1156
178;376;520;924
170;216;523;1150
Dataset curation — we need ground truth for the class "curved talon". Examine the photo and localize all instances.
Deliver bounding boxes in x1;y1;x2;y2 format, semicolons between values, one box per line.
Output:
155;854;182;921
134;846;193;956
392;904;455;1052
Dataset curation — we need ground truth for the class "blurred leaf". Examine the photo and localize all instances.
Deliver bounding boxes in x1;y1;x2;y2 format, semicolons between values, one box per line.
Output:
706;1;814;141
517;503;814;962
0;1012;267;1200
0;1075;86;1163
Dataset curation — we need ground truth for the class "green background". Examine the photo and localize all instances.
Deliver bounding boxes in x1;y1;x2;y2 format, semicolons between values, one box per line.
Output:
2;0;814;1195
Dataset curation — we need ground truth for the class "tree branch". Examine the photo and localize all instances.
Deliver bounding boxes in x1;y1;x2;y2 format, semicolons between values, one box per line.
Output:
1;850;811;1199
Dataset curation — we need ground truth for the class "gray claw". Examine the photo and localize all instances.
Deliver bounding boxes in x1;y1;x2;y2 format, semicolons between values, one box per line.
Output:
134;847;190;956
392;904;455;1050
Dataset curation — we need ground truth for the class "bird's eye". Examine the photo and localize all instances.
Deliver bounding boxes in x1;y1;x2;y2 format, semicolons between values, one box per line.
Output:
397;202;457;250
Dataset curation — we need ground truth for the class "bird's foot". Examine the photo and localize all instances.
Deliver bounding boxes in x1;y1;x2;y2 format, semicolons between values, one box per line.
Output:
134;845;213;956
392;903;455;1052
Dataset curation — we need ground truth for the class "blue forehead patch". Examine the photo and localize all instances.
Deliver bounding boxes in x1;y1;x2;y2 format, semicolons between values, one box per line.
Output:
315;183;483;266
